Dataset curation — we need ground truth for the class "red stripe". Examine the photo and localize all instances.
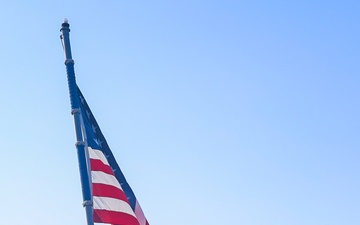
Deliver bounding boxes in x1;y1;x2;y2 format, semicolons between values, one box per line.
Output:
92;183;129;203
90;158;114;175
94;209;140;225
146;220;150;225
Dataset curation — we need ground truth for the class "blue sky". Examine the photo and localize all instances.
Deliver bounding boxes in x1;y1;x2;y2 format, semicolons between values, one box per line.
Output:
0;1;359;225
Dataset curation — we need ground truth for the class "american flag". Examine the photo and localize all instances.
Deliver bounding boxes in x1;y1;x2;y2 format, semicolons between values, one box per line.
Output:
77;86;149;225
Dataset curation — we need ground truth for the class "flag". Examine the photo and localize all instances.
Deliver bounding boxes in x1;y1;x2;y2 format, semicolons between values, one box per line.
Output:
77;86;149;225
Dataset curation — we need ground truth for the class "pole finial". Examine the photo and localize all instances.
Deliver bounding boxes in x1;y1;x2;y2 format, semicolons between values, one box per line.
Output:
61;18;70;31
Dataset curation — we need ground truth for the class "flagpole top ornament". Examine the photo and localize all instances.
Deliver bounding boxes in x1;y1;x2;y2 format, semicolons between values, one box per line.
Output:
61;18;70;31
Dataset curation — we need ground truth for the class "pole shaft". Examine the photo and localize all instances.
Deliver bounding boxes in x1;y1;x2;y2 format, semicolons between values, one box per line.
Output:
60;20;94;225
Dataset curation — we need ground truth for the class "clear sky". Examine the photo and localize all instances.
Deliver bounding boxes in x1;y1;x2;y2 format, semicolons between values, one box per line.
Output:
0;1;359;225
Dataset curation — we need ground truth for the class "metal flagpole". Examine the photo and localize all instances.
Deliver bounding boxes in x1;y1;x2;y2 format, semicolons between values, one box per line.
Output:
60;19;94;225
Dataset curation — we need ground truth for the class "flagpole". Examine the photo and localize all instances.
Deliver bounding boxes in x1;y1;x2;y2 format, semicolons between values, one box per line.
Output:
60;19;94;225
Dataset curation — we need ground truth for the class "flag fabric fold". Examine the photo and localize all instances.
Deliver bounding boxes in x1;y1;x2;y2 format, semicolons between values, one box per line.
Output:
77;86;149;225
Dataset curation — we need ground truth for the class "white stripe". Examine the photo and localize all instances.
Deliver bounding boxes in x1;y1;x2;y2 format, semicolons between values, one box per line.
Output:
92;171;123;190
93;196;136;217
89;147;109;166
134;200;147;225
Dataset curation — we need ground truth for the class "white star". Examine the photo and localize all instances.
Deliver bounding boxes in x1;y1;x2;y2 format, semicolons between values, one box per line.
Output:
79;95;85;104
94;138;103;148
111;167;117;173
92;124;97;133
86;110;91;119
